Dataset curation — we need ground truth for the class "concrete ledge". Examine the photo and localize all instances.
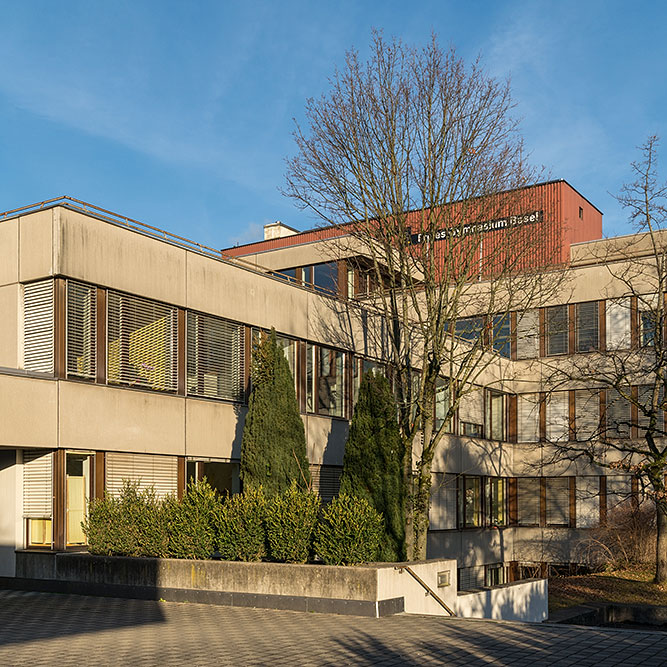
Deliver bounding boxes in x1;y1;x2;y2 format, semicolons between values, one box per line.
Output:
551;602;667;627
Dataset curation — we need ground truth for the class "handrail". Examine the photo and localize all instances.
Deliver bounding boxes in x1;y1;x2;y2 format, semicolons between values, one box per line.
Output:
395;565;457;616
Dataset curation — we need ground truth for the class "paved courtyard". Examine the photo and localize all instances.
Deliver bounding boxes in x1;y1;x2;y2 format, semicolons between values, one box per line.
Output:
1;589;666;666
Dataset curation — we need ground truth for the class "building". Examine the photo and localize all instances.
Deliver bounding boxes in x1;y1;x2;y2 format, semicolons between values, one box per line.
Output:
0;183;653;588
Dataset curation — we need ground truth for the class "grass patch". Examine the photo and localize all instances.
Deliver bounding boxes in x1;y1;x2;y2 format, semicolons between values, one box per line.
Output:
549;567;667;612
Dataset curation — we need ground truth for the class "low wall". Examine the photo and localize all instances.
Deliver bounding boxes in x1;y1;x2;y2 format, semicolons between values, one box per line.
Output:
551;602;667;627
12;552;547;622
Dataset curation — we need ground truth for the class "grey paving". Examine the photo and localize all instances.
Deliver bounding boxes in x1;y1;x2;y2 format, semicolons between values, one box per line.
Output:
0;590;666;666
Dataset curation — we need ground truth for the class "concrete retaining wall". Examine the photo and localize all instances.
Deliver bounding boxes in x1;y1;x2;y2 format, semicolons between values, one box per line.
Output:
457;578;548;622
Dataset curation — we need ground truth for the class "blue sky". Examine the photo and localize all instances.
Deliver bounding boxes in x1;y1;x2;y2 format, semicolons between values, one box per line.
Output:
0;0;665;248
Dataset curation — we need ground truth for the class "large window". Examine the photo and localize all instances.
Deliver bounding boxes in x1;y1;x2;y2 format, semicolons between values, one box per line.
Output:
311;262;338;295
66;281;97;379
107;291;178;392
546;305;568;356
187;312;244;402
576;301;598;352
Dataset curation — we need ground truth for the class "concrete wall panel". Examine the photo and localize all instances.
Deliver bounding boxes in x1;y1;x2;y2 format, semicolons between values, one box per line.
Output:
0;284;19;368
185;399;245;460
19;210;53;282
0;219;18;287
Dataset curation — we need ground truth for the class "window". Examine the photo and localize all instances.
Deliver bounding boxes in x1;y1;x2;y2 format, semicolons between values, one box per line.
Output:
23;280;54;374
517;478;540;525
485;563;506;587
579;206;584;220
516;309;539;359
306;343;315;412
455;317;484;343
492;315;511;358
459;476;482;528
605;389;631;438
430;472;457;530
486;477;506;527
66;281;97;379
435;377;452;432
575;389;599;441
187;312;244;402
638;385;665;434
186;460;240;497
66;453;92;546
23;449;53;548
546;305;568;355
639;294;658;347
458;388;484;438
517;393;540;443
276;335;297;387
107;291;178;392
576;476;600;528
546;392;568;442
576;301;598;352
606;297;631;349
318;346;345;417
105;453;178;499
546;477;570;526
487;391;505;441
312;262;338;295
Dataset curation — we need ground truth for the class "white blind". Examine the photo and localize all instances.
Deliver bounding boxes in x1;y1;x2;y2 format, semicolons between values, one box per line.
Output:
429;472;457;530
576;301;598;352
575;389;599;441
67;281;96;380
546;392;569;442
605;389;631;438
107;291;178;392
638;385;665;433
23;280;54;373
23;449;53;517
517;393;540;443
517;478;540;525
606;298;631;350
309;465;341;504
106;453;178;499
459;388;484;428
576;476;599;528
516;309;539;359
546;305;568;355
187;311;244;402
546;477;569;525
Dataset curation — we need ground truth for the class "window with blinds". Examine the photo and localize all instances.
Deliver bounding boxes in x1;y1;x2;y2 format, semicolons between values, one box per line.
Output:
516;309;539;359
576;476;600;528
575;389;599;441
429;472;457;529
23;280;54;374
607;475;632;513
309;465;341;504
546;305;568;356
576;301;598;352
105;453;178;499
546;392;568;442
455;317;484;344
640;293;659;347
66;281;96;380
107;291;178;392
546;477;570;525
492;315;511;358
638;385;665;434
487;391;505;441
435;377;452;433
517;478;540;525
606;298;631;349
517;393;540;443
318;346;345;417
605;389;631;438
23;449;53;548
459;388;484;437
187;312;244;402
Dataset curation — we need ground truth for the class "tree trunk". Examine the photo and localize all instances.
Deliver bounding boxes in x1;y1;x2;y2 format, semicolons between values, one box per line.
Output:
412;447;434;561
656;502;667;584
402;435;415;561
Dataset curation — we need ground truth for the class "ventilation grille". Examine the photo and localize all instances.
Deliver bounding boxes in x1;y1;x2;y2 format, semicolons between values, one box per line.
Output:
23;280;54;373
67;281;96;379
187;311;244;402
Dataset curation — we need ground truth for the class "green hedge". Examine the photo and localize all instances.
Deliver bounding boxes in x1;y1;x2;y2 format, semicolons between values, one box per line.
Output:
265;482;320;563
215;486;267;561
314;494;383;565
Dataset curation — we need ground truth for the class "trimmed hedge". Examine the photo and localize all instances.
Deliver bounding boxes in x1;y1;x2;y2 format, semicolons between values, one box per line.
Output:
265;482;320;563
314;494;383;565
215;486;267;562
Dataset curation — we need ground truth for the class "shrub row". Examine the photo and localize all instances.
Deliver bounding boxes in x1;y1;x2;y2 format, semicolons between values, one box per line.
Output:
83;479;383;566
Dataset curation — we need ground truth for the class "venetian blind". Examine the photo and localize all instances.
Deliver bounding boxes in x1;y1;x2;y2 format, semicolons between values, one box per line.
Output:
546;477;569;525
105;453;178;499
23;280;54;374
576;476;600;528
107;291;178;392
575;389;599;441
517;393;540;443
187;312;244;402
638;385;665;433
605;389;631;438
23;449;53;518
606;298;631;350
458;388;484;429
66;281;96;379
309;465;341;504
517;478;540;525
429;472;457;530
546;392;569;442
546;305;568;356
516;309;539;359
576;301;599;352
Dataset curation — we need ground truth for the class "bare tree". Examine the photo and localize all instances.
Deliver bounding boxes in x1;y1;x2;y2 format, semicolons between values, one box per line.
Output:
284;32;563;560
544;136;667;583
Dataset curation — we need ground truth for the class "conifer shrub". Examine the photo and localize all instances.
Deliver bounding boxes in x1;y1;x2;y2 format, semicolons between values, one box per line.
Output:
340;372;406;561
84;481;169;557
265;482;320;563
165;479;219;560
241;329;310;495
313;493;383;565
215;487;267;561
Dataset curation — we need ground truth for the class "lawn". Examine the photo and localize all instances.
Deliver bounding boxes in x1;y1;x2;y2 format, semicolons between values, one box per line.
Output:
549;567;667;611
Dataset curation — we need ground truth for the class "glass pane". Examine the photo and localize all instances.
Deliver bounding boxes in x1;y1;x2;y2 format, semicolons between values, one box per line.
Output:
576;302;599;352
455;317;484;343
312;262;338;294
486;478;505;527
492;315;511;358
546;305;568;355
306;344;314;412
463;477;481;527
318;347;344;417
66;453;91;546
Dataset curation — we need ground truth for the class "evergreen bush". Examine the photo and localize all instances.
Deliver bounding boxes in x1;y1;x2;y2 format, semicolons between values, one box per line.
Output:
165;479;219;559
314;493;383;565
215;487;267;561
241;329;310;495
340;372;406;561
265;482;320;563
